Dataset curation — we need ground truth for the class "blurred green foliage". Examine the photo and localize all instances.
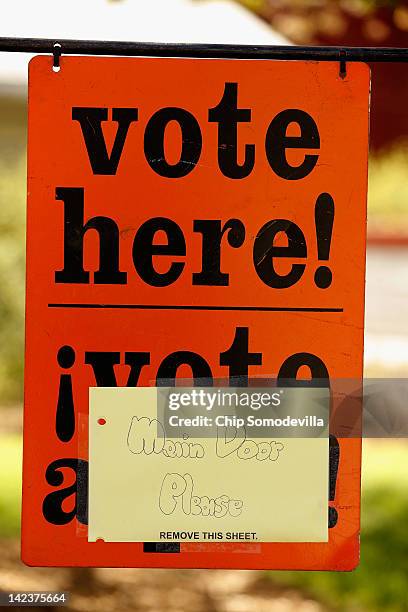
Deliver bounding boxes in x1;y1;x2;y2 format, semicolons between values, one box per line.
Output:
270;486;408;611
368;143;408;232
233;0;405;11
0;435;22;536
233;0;264;11
268;441;408;611
0;158;25;402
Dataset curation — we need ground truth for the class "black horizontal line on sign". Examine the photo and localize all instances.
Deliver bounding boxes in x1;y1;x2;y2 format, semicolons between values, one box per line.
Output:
48;303;343;313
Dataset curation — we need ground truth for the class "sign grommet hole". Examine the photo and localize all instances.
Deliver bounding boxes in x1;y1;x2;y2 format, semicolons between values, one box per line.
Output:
97;418;106;425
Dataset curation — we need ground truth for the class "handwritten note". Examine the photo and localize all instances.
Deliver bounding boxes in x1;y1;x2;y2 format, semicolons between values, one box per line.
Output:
88;388;328;543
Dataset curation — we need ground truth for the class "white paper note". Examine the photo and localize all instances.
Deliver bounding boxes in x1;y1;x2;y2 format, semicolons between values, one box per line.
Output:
88;387;328;543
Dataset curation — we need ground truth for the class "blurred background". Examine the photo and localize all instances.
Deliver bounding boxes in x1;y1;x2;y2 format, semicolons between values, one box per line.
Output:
0;1;407;610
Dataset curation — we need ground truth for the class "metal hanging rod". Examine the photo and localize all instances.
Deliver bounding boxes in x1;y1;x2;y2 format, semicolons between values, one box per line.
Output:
0;37;407;62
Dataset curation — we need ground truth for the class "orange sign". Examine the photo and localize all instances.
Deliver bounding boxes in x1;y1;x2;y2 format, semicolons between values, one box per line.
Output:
23;56;370;569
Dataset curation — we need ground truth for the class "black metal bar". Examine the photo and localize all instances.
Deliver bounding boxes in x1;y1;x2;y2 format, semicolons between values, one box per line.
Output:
0;37;407;62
